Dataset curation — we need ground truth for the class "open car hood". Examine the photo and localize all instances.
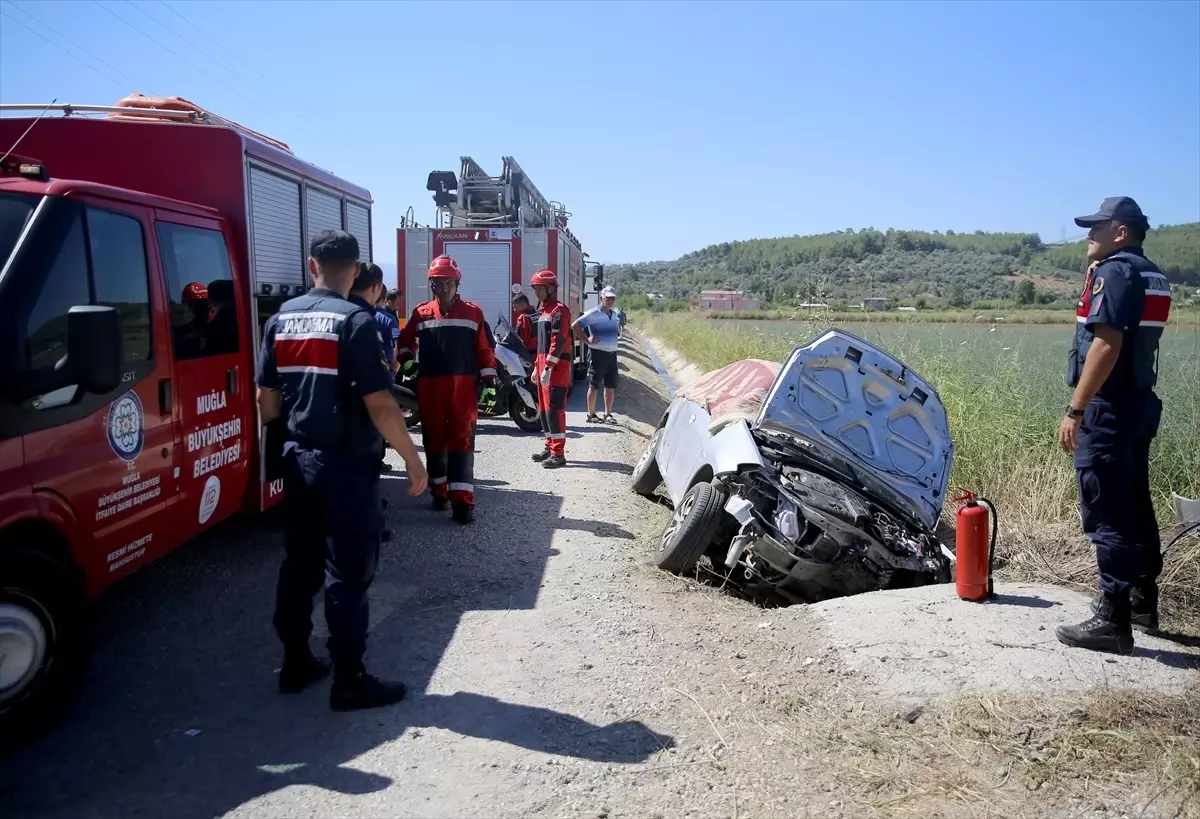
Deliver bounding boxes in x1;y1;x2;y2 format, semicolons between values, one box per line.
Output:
754;328;953;531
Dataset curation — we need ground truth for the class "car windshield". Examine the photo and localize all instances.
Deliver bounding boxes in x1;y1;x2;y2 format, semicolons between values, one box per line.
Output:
0;192;39;269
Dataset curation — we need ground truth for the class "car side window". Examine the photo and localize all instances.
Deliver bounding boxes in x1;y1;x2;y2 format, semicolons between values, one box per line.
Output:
87;208;152;363
156;222;239;360
20;206;152;410
24;211;90;372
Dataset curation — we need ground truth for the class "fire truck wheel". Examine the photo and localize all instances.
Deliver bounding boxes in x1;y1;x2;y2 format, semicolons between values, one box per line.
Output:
0;548;90;746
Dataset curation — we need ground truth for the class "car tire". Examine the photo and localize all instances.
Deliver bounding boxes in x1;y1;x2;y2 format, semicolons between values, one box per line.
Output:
631;427;663;496
655;481;728;574
0;548;90;749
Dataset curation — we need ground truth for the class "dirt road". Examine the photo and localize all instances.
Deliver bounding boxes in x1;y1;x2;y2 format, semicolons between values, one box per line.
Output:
2;334;1197;819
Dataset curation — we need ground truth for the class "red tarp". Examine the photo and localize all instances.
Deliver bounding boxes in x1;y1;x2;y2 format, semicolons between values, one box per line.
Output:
676;359;781;430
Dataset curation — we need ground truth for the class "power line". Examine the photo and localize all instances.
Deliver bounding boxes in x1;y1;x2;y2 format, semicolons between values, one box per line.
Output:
154;0;309;111
90;1;272;114
7;1;149;94
122;0;311;133
88;0;342;156
0;9;128;91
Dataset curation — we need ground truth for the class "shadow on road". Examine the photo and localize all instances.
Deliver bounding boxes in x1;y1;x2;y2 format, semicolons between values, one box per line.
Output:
0;475;672;819
986;594;1060;609
568;460;634;475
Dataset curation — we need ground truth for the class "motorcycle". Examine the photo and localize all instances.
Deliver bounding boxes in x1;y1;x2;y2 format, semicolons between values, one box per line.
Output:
389;313;542;433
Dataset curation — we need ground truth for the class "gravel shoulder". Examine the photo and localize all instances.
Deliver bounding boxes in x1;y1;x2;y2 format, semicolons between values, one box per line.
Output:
1;333;1197;819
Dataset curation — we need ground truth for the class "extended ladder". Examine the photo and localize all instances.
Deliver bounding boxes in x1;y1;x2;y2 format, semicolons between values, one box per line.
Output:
436;156;577;244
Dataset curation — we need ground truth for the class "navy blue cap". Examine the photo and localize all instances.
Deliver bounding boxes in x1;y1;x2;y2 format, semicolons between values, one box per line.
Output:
1074;196;1149;229
309;229;360;263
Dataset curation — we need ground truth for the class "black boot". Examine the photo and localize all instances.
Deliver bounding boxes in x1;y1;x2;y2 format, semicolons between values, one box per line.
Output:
1096;586;1160;633
1058;595;1134;654
531;448;552;463
329;666;408;712
278;648;332;694
542;454;567;469
431;496;448;512
452;502;475;525
1131;586;1160;633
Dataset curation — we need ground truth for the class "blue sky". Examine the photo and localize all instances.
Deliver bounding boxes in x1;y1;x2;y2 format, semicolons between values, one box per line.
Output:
3;0;1198;281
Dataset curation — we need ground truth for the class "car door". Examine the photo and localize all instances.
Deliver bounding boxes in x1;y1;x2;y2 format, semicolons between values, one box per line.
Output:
153;212;253;541
5;196;179;583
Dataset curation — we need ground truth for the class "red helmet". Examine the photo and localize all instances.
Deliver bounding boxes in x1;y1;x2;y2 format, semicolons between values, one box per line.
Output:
428;255;461;281
183;281;209;301
530;269;558;288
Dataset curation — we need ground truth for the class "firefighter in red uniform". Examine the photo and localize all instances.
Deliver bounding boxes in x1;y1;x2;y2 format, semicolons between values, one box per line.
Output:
529;269;572;469
396;255;498;524
512;292;538;355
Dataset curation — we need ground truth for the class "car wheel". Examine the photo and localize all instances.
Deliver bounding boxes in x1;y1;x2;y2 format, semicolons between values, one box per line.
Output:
0;548;90;748
630;427;663;496
655;481;728;574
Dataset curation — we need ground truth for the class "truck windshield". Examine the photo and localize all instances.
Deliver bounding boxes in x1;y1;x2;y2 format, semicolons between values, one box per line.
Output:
0;192;39;270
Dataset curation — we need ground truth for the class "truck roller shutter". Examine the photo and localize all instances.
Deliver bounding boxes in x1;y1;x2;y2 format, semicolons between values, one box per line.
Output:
443;241;512;329
249;166;303;290
345;201;372;263
305;185;343;252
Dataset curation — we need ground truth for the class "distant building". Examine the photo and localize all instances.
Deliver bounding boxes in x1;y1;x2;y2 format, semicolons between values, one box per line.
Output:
860;297;889;311
698;289;761;311
796;302;830;310
646;293;667;303
897;306;917;312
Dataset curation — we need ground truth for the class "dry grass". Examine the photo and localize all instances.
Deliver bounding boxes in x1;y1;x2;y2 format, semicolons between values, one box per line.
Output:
760;685;1200;818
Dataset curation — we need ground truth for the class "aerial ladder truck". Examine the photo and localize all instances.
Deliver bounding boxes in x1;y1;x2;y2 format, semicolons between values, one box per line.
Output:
397;156;603;381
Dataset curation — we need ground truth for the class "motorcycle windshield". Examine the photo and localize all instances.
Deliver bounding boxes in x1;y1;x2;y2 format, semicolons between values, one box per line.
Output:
753;328;954;531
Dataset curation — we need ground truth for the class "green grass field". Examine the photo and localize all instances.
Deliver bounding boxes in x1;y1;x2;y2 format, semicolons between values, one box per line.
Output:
698;305;1200;326
632;310;1200;619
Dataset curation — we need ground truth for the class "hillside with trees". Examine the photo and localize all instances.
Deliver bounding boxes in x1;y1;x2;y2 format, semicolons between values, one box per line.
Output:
608;223;1200;309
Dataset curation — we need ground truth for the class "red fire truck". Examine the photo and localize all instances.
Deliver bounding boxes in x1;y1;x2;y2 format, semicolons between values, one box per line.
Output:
397;156;601;383
0;96;375;737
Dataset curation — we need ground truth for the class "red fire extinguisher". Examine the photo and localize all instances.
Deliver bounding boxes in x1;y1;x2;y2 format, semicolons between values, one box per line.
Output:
952;490;998;602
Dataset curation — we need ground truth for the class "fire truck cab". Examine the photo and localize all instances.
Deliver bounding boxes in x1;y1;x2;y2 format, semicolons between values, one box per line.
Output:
0;97;374;738
397;157;594;385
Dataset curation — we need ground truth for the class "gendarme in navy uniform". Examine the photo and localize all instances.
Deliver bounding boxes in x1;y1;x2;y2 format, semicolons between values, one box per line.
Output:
256;229;417;711
1055;196;1173;654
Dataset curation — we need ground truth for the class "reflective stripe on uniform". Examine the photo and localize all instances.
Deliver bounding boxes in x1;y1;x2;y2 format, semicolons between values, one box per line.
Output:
1141;271;1172;328
274;310;346;377
430;476;447;485
480;367;497;377
417;317;479;332
448;482;473;492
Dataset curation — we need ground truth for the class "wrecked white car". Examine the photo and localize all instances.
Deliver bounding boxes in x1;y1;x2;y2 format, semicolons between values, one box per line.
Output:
631;329;956;604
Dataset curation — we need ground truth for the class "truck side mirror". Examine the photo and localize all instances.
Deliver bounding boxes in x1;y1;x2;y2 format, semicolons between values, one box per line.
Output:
5;305;123;404
68;305;124;394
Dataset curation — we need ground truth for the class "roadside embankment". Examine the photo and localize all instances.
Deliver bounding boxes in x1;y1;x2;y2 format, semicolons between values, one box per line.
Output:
630;312;1200;633
616;327;1200;818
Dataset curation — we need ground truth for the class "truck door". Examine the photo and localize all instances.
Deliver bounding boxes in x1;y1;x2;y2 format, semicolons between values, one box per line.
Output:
2;196;178;583
153;213;252;540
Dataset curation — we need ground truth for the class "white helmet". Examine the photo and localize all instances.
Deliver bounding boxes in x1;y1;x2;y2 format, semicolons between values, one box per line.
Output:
600;286;617;298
